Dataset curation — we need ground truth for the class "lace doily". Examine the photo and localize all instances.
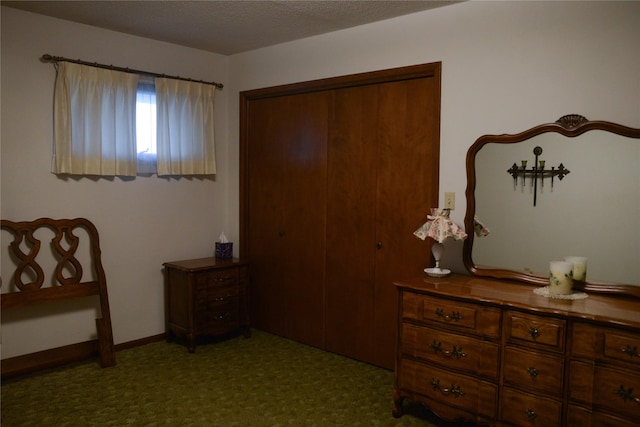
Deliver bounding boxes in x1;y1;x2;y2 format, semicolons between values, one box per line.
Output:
533;286;588;300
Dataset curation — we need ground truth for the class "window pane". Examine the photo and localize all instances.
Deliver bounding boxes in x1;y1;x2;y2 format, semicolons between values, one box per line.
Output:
136;81;156;155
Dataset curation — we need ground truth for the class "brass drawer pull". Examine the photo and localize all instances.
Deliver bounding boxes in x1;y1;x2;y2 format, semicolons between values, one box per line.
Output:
525;408;537;420
434;308;463;322
213;294;233;302
527;367;538;379
528;327;540;339
214;275;234;282
430;378;464;397
614;385;640;405
430;340;467;359
621;344;639;358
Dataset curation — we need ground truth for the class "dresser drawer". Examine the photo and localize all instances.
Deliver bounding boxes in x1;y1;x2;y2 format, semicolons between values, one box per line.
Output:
401;323;500;379
401;291;501;337
569;361;640;421
567;404;639;427
572;323;640;367
505;311;566;352
500;387;562;426
398;358;498;420
503;346;564;396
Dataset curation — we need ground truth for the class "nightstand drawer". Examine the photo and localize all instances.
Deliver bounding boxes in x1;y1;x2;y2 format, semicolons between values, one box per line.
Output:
205;268;239;286
402;291;501;337
505;311;565;352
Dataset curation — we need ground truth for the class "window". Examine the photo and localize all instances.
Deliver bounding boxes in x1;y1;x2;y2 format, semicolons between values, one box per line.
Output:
53;62;216;177
136;77;157;174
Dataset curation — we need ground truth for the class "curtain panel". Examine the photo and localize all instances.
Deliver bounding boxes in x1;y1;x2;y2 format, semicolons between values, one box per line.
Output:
52;62;139;176
155;78;217;176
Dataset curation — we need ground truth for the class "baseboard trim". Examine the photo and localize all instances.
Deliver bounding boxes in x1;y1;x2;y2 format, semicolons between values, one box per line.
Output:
115;333;165;351
1;333;166;380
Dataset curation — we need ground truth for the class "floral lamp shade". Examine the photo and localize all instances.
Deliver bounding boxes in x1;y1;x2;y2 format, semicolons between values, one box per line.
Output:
414;208;467;277
473;215;491;237
414;208;467;243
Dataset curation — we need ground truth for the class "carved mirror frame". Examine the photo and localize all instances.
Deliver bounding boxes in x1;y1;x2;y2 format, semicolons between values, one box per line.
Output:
463;114;640;298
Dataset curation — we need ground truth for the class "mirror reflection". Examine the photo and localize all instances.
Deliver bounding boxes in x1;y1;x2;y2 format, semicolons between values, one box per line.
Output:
464;115;640;296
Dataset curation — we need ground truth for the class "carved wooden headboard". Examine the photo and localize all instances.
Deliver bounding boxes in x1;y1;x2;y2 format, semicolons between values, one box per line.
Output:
1;217;116;373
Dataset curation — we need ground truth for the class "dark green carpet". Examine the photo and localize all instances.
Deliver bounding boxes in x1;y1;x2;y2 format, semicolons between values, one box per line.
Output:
2;330;438;426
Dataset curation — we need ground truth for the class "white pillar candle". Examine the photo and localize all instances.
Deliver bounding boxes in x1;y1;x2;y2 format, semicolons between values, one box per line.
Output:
564;256;587;281
549;261;574;295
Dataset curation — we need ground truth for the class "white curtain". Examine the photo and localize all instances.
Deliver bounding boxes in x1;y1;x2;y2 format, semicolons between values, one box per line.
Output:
53;62;139;176
155;78;216;176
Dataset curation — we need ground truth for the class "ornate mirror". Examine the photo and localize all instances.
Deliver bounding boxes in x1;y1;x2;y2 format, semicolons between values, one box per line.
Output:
463;114;640;297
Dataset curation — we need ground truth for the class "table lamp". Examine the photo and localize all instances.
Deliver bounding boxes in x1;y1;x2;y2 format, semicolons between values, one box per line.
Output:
414;208;467;277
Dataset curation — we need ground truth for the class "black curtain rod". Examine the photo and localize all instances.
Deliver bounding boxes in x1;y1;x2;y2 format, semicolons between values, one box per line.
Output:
40;54;223;89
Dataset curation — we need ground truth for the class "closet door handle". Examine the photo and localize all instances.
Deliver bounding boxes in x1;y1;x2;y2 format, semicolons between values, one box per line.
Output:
376;242;382;250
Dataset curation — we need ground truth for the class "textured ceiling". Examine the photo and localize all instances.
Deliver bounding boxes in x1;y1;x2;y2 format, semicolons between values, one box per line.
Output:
2;1;460;55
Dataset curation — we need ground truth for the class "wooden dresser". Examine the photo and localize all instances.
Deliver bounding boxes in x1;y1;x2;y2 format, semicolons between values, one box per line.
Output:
164;257;249;352
393;274;640;426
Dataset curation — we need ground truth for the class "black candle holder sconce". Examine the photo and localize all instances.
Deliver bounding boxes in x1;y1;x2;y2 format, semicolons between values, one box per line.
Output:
507;146;570;206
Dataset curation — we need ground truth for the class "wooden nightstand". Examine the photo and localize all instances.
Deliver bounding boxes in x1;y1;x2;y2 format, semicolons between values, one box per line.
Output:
163;257;249;352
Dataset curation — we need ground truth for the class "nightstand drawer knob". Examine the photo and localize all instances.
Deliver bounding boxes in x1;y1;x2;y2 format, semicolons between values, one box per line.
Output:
527;366;538;379
525;408;537;420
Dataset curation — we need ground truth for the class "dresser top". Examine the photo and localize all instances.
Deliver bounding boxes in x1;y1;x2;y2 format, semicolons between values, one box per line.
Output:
394;274;640;329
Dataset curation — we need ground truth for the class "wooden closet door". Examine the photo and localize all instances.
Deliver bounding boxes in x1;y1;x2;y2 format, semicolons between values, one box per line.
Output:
246;96;289;338
325;85;379;361
324;77;439;369
246;92;328;347
373;77;440;368
242;63;441;369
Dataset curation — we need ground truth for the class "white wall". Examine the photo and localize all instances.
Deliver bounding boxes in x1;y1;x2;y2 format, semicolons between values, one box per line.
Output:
1;7;230;358
2;1;639;358
227;0;640;271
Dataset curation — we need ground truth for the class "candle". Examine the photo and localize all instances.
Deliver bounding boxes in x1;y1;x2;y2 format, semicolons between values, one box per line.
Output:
549;261;574;295
564;256;587;281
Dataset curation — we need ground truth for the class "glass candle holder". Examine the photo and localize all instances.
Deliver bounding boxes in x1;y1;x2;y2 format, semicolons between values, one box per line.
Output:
549;261;574;295
564;256;587;281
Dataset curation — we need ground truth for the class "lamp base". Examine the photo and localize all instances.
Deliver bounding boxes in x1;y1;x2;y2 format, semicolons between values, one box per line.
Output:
424;267;451;278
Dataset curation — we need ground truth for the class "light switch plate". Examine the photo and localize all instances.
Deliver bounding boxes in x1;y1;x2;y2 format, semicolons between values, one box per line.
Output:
444;192;455;210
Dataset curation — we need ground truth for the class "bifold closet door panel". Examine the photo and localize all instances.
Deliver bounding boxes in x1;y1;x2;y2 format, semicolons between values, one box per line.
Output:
280;92;328;347
325;85;379;362
247;96;288;337
246;92;328;347
372;77;440;369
